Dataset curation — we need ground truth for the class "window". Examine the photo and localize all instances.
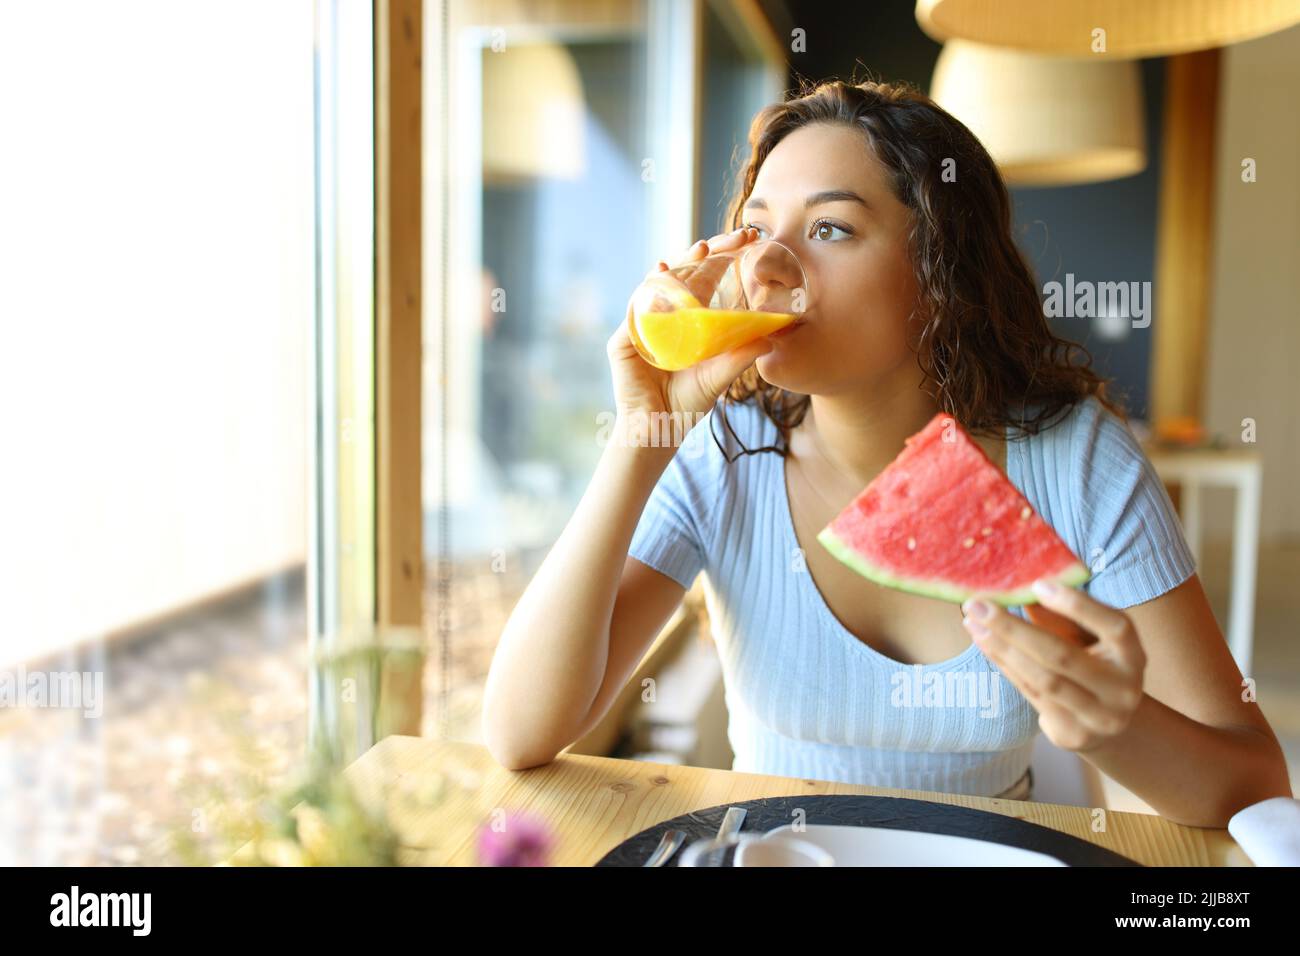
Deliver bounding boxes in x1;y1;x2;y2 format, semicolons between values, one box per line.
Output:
0;0;785;866
422;0;782;744
0;0;315;865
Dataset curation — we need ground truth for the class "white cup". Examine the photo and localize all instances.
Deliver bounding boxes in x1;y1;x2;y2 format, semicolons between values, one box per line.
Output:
678;831;835;867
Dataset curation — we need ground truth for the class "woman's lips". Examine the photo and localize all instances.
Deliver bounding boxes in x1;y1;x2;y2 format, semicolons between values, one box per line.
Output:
767;318;806;339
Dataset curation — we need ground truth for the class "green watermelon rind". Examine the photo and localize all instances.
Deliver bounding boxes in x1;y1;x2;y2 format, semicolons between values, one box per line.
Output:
816;526;1092;607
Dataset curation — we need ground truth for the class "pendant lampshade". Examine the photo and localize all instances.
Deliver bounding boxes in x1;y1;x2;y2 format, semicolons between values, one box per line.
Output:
482;42;587;183
929;39;1146;186
917;0;1300;59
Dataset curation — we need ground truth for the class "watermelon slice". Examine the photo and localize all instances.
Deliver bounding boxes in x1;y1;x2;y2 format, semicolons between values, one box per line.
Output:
815;413;1090;606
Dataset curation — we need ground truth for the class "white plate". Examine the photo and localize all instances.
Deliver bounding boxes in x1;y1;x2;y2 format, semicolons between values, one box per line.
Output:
736;824;1067;867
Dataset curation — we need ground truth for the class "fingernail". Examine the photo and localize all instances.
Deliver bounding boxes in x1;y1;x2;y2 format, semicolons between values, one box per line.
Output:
961;599;992;620
1032;579;1060;598
963;616;990;639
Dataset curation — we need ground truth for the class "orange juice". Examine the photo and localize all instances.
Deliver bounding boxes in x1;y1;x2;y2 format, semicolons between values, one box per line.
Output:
629;307;797;371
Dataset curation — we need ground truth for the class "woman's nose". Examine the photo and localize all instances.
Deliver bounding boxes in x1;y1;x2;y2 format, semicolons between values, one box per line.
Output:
746;242;802;288
742;241;806;312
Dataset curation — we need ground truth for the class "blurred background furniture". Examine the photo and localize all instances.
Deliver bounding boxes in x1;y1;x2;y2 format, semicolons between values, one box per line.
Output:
1146;445;1263;676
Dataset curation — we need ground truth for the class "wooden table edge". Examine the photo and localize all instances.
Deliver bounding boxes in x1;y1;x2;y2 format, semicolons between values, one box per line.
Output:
346;736;1252;867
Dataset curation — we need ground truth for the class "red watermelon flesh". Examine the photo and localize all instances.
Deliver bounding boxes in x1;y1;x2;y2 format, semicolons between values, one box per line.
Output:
815;413;1090;606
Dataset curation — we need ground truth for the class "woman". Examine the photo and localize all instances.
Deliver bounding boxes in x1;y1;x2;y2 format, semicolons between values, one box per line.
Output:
482;79;1290;826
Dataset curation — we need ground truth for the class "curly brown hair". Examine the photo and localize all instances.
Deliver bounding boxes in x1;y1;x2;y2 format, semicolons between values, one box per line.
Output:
710;77;1125;461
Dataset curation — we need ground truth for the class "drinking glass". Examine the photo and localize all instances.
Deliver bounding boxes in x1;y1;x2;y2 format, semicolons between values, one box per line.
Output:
626;238;809;372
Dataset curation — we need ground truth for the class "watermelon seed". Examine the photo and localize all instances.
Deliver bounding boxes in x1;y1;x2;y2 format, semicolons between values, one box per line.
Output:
907;536;916;551
980;527;992;536
962;537;975;548
1019;506;1030;520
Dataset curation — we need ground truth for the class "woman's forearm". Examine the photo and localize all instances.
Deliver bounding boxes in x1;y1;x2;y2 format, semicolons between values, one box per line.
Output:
1078;692;1293;828
481;418;677;767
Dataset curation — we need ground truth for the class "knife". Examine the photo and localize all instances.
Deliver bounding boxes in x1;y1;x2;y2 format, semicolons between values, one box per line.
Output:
702;806;748;867
643;828;688;867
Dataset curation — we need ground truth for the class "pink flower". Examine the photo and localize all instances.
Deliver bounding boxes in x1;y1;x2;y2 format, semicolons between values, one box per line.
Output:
477;811;553;866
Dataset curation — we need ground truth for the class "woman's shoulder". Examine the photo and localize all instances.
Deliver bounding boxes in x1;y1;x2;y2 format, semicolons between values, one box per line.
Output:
710;395;784;455
1018;394;1196;607
1015;392;1127;448
660;396;782;503
651;396;771;481
1012;394;1148;484
1013;393;1146;518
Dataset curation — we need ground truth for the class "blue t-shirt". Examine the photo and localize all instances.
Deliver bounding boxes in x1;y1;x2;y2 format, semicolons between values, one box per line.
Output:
627;395;1196;797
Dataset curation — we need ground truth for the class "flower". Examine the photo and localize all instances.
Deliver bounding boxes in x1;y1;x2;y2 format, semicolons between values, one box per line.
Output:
476;811;554;866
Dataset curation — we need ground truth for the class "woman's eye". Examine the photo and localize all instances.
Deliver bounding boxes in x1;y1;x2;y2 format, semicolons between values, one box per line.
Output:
811;220;852;241
743;221;852;240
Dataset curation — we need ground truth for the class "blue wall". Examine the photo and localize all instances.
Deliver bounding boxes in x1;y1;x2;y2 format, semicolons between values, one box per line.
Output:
1009;57;1165;419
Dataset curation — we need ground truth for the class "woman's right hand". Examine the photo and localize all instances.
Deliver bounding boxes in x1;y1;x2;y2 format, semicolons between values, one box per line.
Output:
607;227;772;432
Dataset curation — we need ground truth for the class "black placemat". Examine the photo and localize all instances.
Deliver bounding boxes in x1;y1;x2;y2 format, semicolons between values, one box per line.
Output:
595;794;1141;866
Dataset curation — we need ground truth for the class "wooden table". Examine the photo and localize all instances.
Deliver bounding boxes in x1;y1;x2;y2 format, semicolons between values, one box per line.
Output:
336;735;1252;867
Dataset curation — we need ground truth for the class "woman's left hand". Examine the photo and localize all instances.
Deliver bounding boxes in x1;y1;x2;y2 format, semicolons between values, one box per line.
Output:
960;579;1147;753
